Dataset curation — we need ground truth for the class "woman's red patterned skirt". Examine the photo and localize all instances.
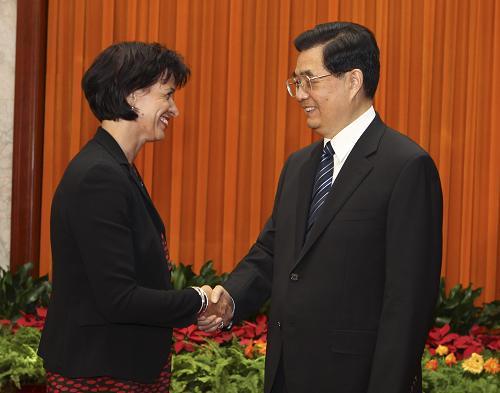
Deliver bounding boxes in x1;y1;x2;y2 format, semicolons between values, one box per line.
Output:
45;353;172;393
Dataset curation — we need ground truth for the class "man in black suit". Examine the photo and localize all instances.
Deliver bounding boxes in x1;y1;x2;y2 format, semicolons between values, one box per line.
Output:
199;22;443;393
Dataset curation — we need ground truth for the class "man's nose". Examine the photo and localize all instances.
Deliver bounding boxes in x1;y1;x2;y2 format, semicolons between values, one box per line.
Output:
295;85;309;101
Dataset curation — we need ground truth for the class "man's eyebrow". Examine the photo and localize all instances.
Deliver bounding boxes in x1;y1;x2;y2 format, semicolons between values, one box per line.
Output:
293;70;314;77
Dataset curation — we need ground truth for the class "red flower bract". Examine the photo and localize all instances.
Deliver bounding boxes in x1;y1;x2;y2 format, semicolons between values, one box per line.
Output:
425;324;500;360
3;309;497;361
172;315;269;354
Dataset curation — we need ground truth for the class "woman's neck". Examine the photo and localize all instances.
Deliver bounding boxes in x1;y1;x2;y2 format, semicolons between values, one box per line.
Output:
101;120;144;164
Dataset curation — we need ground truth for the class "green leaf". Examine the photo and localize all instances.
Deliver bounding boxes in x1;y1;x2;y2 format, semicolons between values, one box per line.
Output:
199;260;215;277
0;263;51;320
435;316;451;326
433;279;489;334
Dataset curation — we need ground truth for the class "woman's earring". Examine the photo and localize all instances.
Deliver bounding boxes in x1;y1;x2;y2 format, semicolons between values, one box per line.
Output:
131;105;143;117
130;93;142;117
130;94;137;112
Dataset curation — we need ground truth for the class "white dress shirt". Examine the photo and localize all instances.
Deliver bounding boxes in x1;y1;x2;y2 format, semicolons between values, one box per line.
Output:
324;106;376;185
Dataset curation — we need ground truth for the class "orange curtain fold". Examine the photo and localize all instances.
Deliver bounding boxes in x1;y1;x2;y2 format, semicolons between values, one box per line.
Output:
40;0;500;302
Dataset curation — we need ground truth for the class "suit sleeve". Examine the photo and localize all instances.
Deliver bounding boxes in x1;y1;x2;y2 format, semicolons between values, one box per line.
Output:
367;154;443;393
68;163;201;328
223;157;291;322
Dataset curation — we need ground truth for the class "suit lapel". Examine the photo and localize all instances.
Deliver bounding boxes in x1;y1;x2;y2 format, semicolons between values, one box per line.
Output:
128;165;166;235
292;115;386;271
93;127;166;235
294;141;323;258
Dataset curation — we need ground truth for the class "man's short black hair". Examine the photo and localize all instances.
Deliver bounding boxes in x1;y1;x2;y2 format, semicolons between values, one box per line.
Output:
294;22;380;98
82;42;190;121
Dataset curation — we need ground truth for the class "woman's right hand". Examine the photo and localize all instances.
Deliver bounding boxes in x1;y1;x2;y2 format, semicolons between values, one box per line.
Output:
198;285;234;332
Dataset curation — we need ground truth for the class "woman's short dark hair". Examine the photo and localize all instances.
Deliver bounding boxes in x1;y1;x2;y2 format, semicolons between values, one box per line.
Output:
82;42;190;121
294;22;380;99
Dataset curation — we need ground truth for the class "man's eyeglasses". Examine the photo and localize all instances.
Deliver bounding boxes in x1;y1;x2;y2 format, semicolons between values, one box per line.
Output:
285;73;333;97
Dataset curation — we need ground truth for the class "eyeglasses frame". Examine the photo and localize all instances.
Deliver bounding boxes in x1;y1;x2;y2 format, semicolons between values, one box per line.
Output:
285;73;333;97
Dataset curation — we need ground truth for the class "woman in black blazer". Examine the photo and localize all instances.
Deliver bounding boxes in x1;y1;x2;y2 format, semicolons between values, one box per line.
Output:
38;42;227;392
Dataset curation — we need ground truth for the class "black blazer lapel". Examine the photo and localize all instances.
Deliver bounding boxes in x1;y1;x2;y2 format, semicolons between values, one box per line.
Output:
292;115;386;270
94;127;166;235
128;165;166;235
294;141;323;258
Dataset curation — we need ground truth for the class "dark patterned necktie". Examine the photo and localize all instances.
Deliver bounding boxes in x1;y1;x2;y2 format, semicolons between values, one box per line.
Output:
306;141;334;233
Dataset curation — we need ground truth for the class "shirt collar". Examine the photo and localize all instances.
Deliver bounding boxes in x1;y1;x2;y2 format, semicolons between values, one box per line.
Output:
324;106;376;162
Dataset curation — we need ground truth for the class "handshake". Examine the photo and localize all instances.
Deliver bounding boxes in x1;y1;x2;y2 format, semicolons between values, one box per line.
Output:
196;285;235;332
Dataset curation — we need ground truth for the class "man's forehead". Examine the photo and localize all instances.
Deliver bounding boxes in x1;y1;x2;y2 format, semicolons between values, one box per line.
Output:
293;61;326;77
294;45;326;75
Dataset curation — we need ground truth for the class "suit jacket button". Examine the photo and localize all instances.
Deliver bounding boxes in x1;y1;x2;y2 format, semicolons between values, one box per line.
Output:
290;273;299;281
277;321;281;327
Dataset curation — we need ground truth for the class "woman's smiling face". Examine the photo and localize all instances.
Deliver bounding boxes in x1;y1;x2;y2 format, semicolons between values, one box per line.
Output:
130;77;180;142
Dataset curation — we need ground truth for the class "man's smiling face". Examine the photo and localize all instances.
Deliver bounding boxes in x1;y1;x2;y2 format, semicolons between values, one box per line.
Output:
294;44;352;139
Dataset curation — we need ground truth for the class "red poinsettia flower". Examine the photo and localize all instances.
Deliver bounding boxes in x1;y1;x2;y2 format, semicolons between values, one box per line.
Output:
172;324;214;353
254;315;268;336
16;314;44;329
36;307;47;319
469;325;489;336
174;325;212;343
12;307;48;332
428;324;451;342
486;339;500;352
230;315;268;341
173;339;196;354
453;335;483;359
472;327;500;352
425;323;500;360
212;330;235;344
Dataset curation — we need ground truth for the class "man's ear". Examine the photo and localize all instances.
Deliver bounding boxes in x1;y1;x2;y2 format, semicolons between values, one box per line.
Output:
348;69;364;99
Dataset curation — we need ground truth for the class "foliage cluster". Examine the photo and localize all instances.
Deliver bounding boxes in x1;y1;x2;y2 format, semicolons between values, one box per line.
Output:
0;262;498;391
433;278;499;333
171;340;265;393
0;326;45;391
422;350;499;393
0;263;51;322
171;260;228;290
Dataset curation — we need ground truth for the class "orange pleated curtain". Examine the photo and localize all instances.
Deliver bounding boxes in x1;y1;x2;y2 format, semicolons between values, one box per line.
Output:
39;0;500;302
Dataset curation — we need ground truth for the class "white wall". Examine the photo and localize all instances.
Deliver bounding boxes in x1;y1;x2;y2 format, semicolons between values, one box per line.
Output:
0;0;17;270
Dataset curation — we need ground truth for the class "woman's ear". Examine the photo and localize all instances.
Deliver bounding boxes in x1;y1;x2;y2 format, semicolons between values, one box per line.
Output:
126;92;137;108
